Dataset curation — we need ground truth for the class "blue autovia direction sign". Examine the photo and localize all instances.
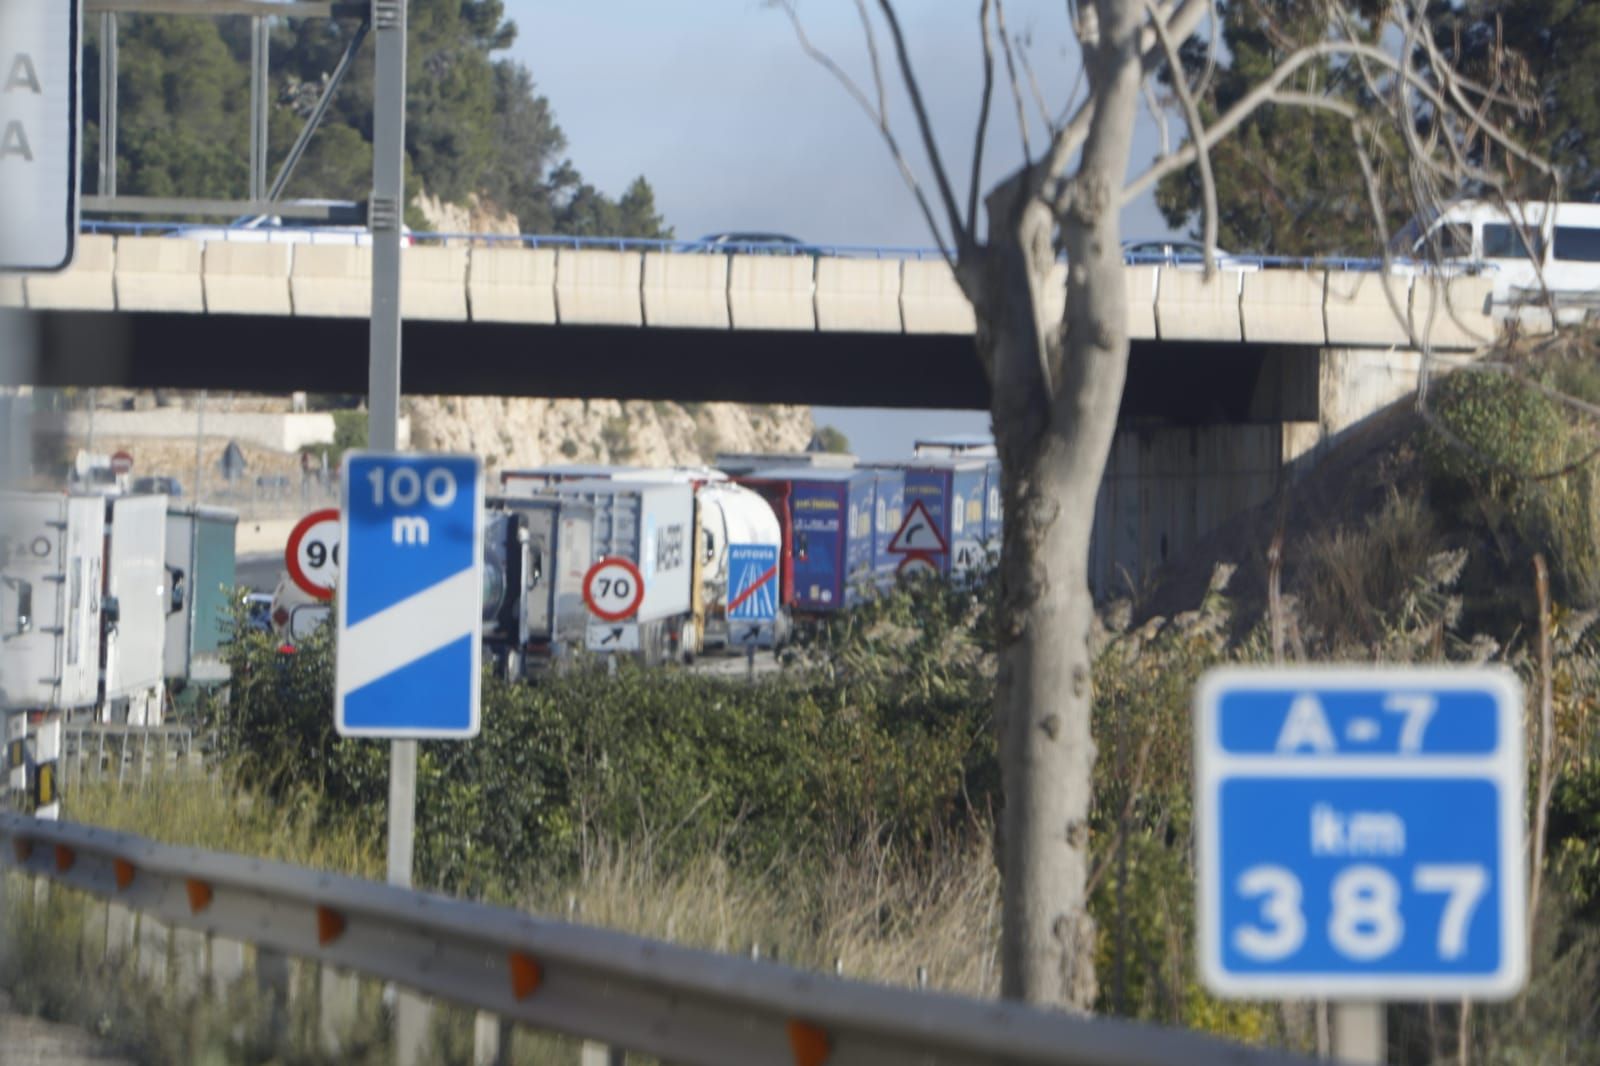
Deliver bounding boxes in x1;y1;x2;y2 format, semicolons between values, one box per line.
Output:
727;543;780;624
1196;667;1525;1000
336;453;483;738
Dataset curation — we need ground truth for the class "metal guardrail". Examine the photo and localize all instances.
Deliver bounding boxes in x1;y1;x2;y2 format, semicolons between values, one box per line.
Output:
0;812;1317;1066
75;219;1451;272
59;723;198;788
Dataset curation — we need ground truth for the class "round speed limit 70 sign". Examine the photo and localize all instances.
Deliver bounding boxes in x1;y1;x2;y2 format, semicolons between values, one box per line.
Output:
285;508;340;601
582;557;644;622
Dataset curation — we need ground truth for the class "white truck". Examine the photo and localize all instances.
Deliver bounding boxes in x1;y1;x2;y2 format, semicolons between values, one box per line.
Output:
0;493;105;713
164;504;239;686
101;495;172;724
483;495;594;675
538;478;698;664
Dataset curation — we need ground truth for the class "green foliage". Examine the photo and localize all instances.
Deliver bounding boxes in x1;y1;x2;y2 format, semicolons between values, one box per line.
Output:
1422;368;1600;606
1432;0;1600;201
813;425;851;453
332;410;368;454
1156;0;1407;255
1551;758;1600;923
210;574;999;899
83;3;670;236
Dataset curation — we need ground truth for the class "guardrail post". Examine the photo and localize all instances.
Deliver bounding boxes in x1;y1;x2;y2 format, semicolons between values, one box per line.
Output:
580;1042;625;1066
319;964;359;1054
209;934;246;996
136;911;171;988
394;990;432;1066
172;925;207;1001
472;1011;509;1066
106;900;136;964
255;945;292;1038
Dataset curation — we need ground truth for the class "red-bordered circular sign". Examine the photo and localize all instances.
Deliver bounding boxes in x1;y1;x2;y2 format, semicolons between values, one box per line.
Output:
897;552;940;580
285;508;340;602
110;450;134;475
582;556;645;622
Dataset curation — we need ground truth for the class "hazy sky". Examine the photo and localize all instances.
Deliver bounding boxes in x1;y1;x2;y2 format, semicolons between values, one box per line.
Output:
504;1;1182;458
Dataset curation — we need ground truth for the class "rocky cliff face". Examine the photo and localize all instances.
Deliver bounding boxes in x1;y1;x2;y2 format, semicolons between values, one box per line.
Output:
405;397;815;472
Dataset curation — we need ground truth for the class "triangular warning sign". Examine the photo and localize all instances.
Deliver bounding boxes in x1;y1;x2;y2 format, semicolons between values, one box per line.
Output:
887;500;948;555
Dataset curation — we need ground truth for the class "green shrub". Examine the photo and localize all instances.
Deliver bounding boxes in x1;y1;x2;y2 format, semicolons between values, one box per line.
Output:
1424;369;1600;606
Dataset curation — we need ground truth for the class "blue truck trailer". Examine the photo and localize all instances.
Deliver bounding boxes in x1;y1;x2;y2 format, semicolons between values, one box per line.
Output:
873;458;989;575
738;467;876;614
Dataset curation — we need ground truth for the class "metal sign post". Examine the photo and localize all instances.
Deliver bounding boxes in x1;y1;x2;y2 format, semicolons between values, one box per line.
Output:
1195;666;1527;1065
365;0;423;1057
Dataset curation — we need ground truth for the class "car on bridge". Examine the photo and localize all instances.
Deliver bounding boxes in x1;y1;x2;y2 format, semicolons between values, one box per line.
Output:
694;232;809;254
1122;238;1260;271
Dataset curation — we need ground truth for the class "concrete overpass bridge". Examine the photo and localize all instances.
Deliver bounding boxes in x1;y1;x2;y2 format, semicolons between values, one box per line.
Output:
2;229;1496;416
2;228;1503;594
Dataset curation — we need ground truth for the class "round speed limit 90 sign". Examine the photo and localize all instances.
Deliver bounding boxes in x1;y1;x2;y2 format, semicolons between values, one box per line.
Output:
285;507;341;601
582;557;645;622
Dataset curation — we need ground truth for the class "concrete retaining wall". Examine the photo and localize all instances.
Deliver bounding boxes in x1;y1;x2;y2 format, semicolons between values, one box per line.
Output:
115;238;206;312
36;410;336;452
25;235;116;311
203;243;293;315
1126;266;1159;340
642;252;730;329
1089;422;1299;597
1156;269;1244;341
815;258;903;332
290;245;371;318
1241;271;1327;344
555;249;643;326
900;259;975;334
1324;271;1412;347
467;246;557;323
728;255;815;331
402;246;470;320
237;517;298;556
1411;275;1495;351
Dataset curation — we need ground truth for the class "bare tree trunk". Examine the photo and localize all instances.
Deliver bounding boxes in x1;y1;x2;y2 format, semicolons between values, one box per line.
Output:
986;0;1144;1009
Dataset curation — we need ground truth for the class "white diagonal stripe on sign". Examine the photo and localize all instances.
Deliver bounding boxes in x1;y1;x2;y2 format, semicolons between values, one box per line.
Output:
337;568;479;696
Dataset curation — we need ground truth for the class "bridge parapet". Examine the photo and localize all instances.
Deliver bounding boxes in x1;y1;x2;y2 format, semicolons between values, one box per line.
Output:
3;231;1504;353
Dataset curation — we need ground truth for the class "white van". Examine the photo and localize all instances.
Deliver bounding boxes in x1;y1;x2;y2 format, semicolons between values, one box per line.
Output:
1391;200;1600;319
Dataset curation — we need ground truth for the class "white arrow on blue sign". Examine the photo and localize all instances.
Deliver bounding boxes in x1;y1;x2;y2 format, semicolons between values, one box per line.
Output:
335;452;483;738
1195;666;1525;1001
726;543;780;624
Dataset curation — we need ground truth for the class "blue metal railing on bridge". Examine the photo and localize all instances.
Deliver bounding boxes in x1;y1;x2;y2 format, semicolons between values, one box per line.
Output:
77;219;1482;275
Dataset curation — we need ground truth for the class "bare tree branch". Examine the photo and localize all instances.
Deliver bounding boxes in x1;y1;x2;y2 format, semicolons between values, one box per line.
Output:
777;0;958;266
1042;0;1211;200
851;0;890;124
1141;75;1171;156
994;0;1036;167
875;0;971;247
969;0;998;238
1120;34;1531;204
1146;0;1217;278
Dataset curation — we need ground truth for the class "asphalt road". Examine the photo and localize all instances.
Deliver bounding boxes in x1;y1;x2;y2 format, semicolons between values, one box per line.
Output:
237;553;283;594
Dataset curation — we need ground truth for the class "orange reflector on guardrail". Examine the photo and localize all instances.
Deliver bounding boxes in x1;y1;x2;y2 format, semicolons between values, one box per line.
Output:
113;859;135;890
186;879;213;913
12;839;31;863
787;1019;831;1066
317;906;346;946
508;951;542;1000
53;845;74;872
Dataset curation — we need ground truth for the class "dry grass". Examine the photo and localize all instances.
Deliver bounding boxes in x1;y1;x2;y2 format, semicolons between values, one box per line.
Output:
523;826;1002;997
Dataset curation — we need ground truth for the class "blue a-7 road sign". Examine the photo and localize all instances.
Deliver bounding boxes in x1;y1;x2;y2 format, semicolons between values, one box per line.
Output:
727;543;779;623
336;453;483;738
1196;667;1525;1000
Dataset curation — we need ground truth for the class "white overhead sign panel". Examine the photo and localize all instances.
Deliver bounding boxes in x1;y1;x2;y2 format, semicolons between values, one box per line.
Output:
0;0;80;273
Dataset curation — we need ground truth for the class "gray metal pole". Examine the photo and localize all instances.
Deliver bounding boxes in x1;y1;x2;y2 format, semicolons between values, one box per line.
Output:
98;13;117;197
248;15;269;201
369;2;426;1060
1330;1003;1385;1064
